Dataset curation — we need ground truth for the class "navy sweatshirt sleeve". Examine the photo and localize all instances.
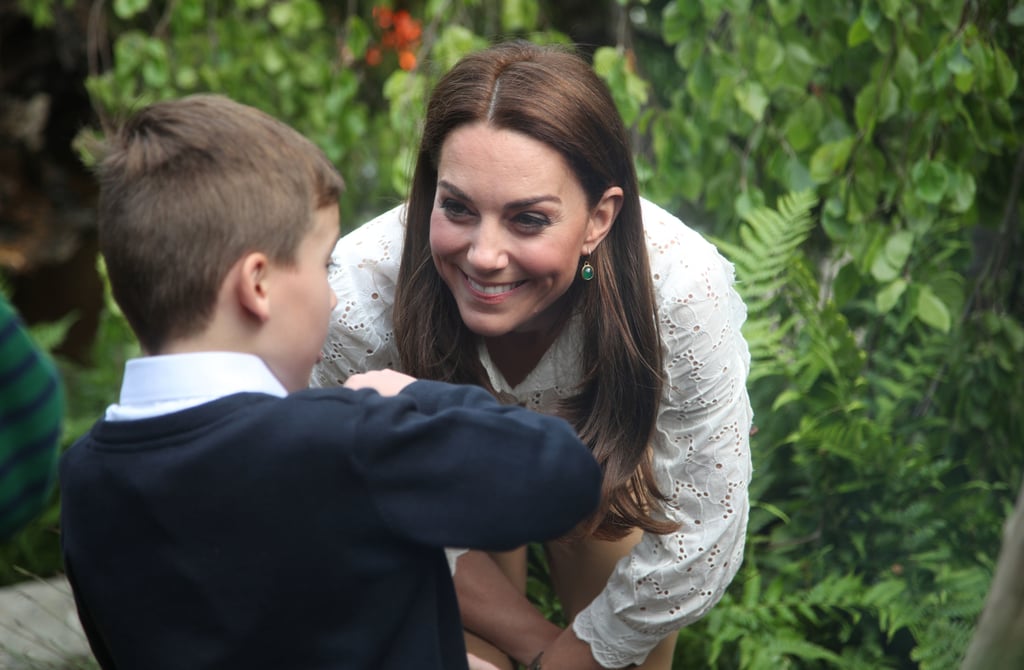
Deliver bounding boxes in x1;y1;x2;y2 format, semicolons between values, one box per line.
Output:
343;380;602;551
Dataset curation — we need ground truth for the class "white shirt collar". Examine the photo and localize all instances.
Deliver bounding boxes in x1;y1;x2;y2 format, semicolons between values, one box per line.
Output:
105;352;287;421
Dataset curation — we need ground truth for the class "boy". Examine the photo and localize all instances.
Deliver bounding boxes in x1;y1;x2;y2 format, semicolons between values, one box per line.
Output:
58;94;602;670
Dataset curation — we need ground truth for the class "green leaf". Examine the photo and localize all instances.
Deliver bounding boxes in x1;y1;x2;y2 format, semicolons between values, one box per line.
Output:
833;262;861;304
261;46;286;75
993;46;1019;98
780;156;814;192
662;1;695;44
783;97;824;151
854;79;900;131
113;0;150;19
877;278;908;313
679;166;703;202
344;16;371;59
894;45;919;90
915;285;952;332
847;17;871;47
884;230;914;268
594;47;649;126
268;2;295;29
1009;4;1024;25
734;80;769;121
735;188;766;220
673;35;703;70
174;66;199;89
877;79;900;121
809;137;855;183
782;42;820;91
870;250;901;282
767;0;801;25
947;167;977;213
911;160;949;204
755;36;785;74
433;25;489;71
878;0;902;19
861;2;882;31
822;196;852;241
946;46;973;75
501;0;539;32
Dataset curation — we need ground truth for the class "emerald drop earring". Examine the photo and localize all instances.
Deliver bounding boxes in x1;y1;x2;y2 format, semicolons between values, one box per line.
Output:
580;256;594;281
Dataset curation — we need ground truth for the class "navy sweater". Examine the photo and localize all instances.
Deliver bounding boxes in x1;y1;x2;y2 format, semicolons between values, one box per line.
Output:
60;380;601;670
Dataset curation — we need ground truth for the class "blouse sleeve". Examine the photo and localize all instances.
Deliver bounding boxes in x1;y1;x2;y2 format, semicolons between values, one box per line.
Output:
572;201;754;668
310;204;406;388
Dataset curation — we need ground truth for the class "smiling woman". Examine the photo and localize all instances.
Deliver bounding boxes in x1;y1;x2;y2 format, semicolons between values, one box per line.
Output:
428;122;620;364
312;40;753;670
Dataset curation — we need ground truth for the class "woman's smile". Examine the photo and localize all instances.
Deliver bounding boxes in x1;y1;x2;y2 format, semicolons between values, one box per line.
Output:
463;271;527;298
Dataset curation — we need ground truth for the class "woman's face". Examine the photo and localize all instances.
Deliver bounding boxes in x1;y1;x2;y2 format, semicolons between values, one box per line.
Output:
429;122;619;339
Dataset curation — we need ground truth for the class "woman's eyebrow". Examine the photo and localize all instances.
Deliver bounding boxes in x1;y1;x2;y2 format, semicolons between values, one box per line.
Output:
437;180;561;210
437;180;471;201
504;195;562;210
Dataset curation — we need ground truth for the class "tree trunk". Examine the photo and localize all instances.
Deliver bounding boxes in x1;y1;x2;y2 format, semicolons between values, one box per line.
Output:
960;478;1024;670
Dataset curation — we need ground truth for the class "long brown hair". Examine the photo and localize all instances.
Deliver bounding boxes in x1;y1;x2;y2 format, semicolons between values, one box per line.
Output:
394;41;676;540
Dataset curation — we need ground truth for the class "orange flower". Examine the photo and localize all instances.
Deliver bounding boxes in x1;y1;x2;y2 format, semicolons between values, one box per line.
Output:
372;6;393;29
398;49;417;71
367;5;420;70
393;10;422;46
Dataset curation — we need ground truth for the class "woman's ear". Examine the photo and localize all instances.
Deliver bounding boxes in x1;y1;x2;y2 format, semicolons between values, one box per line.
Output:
584;186;623;251
235;252;272;323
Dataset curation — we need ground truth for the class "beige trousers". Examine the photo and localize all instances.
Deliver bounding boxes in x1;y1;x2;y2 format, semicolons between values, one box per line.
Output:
465;528;677;669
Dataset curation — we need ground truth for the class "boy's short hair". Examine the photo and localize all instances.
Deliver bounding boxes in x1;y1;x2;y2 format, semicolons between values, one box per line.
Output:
95;94;345;353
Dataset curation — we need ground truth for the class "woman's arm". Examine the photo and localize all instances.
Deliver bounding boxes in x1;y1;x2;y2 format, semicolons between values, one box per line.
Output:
572;204;755;668
454;550;562;665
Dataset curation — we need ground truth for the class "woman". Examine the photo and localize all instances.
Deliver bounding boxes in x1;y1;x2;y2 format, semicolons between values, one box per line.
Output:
312;41;753;669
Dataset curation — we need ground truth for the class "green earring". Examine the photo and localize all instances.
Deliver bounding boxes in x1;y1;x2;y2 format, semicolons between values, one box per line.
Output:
580;259;595;281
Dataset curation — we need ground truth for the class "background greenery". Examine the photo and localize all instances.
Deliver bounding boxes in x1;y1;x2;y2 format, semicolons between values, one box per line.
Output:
3;0;1022;668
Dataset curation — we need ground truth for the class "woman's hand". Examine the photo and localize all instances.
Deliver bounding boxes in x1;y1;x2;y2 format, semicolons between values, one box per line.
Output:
539;627;609;669
343;369;416;396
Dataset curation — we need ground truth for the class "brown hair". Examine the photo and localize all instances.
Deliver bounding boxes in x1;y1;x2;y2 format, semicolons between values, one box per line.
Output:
95;94;344;353
393;41;676;540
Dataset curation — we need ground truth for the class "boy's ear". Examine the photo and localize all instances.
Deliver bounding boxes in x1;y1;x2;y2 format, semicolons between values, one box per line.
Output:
236;252;272;322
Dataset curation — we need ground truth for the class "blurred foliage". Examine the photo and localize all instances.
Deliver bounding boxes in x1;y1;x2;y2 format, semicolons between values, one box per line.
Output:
5;0;1023;668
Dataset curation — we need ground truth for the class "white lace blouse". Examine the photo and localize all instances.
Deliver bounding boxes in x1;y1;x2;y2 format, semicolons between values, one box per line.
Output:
311;198;753;668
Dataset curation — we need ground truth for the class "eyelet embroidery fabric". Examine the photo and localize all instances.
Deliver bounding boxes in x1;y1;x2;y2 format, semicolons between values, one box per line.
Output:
311;199;753;668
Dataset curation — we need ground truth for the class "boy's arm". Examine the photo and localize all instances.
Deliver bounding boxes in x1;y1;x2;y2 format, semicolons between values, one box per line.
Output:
63;561;118;669
0;296;63;541
347;379;602;551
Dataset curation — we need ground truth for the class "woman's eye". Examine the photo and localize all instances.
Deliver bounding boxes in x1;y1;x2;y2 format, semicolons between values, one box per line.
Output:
440;198;471;218
514;213;550;228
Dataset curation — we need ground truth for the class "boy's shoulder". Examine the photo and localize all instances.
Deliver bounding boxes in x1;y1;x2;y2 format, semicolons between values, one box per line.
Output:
67;390;365;450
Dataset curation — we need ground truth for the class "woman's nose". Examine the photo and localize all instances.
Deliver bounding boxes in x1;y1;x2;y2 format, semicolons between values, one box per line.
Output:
466;220;509;271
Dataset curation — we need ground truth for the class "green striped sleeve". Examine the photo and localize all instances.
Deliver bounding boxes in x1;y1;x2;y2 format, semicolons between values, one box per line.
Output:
0;296;64;541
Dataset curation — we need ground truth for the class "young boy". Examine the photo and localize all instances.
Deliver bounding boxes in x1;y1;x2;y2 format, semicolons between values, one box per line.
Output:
58;94;602;670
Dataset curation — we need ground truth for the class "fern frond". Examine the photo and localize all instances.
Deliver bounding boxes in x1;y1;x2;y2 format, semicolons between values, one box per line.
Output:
713;189;818;309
